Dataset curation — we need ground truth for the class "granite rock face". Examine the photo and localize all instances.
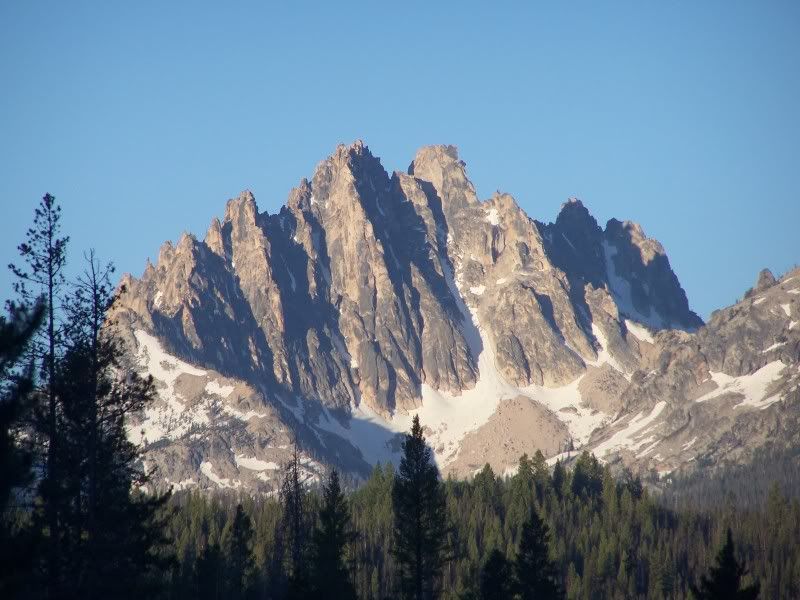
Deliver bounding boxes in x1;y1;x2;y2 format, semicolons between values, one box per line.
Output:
582;267;800;477
112;141;798;492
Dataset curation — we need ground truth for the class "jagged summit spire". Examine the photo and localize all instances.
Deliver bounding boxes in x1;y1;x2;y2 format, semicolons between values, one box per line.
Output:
224;190;259;224
406;144;477;216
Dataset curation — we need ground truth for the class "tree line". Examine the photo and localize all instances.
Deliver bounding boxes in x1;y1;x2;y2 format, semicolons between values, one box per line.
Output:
2;194;797;599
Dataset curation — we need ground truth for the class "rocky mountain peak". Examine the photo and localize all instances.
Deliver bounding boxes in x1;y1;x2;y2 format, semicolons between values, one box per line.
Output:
407;145;478;217
756;268;777;291
224;190;259;226
204;217;225;258
110;141;792;496
605;218;665;265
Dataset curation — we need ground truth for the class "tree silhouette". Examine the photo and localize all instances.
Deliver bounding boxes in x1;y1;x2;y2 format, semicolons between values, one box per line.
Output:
690;528;760;599
310;469;357;600
0;300;44;597
479;549;513;600
515;508;563;600
9;193;69;597
281;442;311;599
54;251;172;598
392;415;450;600
224;504;255;599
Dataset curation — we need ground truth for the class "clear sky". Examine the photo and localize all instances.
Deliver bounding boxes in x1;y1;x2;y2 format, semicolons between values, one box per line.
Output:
1;1;798;319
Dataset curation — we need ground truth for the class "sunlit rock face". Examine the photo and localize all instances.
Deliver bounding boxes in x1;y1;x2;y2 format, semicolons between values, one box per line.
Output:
112;141;799;493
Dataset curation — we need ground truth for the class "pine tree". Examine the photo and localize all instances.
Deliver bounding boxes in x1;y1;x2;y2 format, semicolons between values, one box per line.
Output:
479;549;513;600
552;460;566;500
9;193;69;598
515;508;563;600
194;541;224;600
224;504;255;600
571;451;603;499
392;415;450;600
281;442;311;599
690;528;760;599
0;300;44;598
54;251;172;598
310;469;357;600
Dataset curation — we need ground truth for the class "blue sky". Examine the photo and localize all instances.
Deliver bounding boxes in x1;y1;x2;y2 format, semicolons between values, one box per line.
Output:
1;1;798;319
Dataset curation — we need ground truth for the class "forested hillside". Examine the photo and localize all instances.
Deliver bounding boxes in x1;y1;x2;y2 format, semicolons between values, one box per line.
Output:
162;450;800;599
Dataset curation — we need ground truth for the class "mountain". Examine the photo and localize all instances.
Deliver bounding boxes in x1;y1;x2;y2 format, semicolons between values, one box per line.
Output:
110;141;799;494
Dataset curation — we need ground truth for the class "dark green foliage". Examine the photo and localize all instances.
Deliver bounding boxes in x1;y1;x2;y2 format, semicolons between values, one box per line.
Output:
0;300;43;509
570;452;603;499
194;541;224;600
0;300;44;597
310;469;357;600
690;528;760;600
9;193;69;598
479;549;512;600
392;415;450;600
3;198;171;599
224;504;256;599
281;443;313;599
552;460;566;500
155;450;800;600
52;252;172;599
515;508;562;600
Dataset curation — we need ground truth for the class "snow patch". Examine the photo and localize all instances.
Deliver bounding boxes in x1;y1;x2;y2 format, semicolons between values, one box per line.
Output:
171;478;197;491
753;297;766;306
593;401;667;458
222;404;270;421
762;341;787;354
695;361;786;410
484;208;500;226
235;455;280;471
153;291;163;308
200;462;240;489
625;320;654;344
586;324;629;378
781;303;791;317
127;330;210;445
206;381;234;398
469;285;486;296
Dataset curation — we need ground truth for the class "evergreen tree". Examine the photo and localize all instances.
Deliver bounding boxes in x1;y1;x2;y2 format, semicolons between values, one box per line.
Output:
690;528;760;600
310;469;357;600
194;541;224;600
9;193;69;598
281;442;311;599
392;415;450;600
0;300;44;598
224;504;255;600
515;508;563;600
571;452;603;499
479;549;513;600
54;252;172;598
552;460;566;500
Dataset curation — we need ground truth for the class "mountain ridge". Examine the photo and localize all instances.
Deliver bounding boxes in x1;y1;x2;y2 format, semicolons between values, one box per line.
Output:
111;141;799;494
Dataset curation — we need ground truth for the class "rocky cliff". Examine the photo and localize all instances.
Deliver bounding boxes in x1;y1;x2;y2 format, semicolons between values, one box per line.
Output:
111;141;798;493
